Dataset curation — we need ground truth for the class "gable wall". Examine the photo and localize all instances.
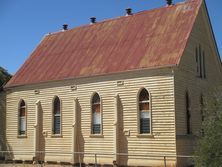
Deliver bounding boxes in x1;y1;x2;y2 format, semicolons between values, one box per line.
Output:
6;69;176;166
174;3;222;165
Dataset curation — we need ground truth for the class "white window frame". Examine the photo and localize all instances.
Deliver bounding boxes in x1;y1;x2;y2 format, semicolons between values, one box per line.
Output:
52;96;62;137
90;92;103;136
18;99;27;137
137;87;152;136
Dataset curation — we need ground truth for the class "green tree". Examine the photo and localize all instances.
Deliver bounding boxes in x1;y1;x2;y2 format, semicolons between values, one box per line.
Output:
0;66;11;89
194;87;222;167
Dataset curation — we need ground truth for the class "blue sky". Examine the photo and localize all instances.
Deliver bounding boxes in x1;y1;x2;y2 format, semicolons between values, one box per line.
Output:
0;0;221;74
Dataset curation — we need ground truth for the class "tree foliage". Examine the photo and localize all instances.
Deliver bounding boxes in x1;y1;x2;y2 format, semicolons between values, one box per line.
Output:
194;87;222;167
0;66;11;89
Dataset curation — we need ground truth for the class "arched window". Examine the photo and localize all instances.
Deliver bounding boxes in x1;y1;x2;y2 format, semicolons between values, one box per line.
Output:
138;88;151;134
53;96;61;135
200;94;204;136
186;92;191;134
200;95;204;122
91;93;101;134
18;100;27;135
195;45;206;78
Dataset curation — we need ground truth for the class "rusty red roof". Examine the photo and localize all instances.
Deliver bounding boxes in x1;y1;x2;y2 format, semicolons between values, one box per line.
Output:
6;0;202;87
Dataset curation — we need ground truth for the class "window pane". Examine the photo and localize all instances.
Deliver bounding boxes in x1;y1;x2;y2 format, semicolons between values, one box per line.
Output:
19;116;26;135
54;116;60;134
93;124;101;134
20;100;25;108
92;93;100;104
93;104;100;112
139;89;149;101
139;102;149;110
54;97;60;114
20;108;25;116
140;111;150;134
140;111;150;118
140;118;150;134
93;112;101;124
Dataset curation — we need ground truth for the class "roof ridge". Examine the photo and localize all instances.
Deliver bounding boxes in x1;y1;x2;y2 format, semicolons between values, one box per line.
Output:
47;0;197;36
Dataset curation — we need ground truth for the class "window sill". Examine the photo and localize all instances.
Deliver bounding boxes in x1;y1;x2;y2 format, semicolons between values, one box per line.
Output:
137;134;154;138
89;134;104;138
17;135;27;138
51;134;63;138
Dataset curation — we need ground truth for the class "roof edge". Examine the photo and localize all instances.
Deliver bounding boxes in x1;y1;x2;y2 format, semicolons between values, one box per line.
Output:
202;0;222;66
4;64;177;90
5;34;50;88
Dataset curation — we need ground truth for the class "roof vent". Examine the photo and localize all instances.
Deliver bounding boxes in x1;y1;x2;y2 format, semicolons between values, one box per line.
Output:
166;0;173;5
63;24;68;31
90;17;96;24
126;8;132;16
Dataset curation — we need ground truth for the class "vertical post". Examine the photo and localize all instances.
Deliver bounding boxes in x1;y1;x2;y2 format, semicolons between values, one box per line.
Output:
34;101;40;159
113;94;119;164
72;98;78;164
164;156;167;167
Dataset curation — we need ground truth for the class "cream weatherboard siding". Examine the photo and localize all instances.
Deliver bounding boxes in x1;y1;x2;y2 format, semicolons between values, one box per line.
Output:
6;69;177;166
174;2;222;166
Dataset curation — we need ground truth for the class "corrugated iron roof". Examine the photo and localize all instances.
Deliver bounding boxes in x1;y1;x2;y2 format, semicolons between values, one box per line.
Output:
6;0;202;87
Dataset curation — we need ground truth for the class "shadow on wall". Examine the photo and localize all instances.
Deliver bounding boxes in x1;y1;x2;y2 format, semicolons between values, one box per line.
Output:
0;91;14;160
76;99;85;164
117;96;128;166
37;103;45;162
3;139;14;161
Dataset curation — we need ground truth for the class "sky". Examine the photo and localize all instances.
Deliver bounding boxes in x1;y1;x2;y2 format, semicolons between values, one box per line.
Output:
0;0;222;75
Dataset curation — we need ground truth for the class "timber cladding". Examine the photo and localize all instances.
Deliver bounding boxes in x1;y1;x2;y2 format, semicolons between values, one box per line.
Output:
6;72;176;166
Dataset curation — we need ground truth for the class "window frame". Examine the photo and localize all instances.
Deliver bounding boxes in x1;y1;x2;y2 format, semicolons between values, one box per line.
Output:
137;87;152;136
195;47;199;75
18;99;27;137
200;94;205;136
90;92;103;136
51;96;62;137
185;91;191;135
199;45;203;78
202;51;206;78
195;45;206;79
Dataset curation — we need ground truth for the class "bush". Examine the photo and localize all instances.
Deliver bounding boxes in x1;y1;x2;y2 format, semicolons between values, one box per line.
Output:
0;66;11;89
194;87;222;167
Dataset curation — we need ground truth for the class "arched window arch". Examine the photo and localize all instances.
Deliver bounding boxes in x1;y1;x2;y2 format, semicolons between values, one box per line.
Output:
186;92;191;134
18;99;27;135
53;96;61;135
91;92;102;134
138;88;151;134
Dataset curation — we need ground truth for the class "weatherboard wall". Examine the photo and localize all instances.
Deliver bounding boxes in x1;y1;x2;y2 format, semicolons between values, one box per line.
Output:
174;2;222;166
6;69;176;166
